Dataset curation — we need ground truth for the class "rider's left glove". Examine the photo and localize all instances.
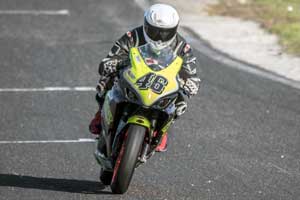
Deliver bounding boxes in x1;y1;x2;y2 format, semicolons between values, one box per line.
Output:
178;78;200;98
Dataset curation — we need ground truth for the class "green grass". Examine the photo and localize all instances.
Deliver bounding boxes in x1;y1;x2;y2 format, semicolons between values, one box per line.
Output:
272;23;300;54
208;0;300;55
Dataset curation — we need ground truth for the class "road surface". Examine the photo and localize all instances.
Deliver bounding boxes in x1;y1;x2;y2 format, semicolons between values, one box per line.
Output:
0;0;299;199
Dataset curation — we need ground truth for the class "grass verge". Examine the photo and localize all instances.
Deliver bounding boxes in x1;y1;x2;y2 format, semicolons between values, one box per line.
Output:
208;0;300;56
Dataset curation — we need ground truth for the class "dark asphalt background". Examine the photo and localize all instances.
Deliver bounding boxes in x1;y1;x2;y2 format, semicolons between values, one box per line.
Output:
0;0;299;199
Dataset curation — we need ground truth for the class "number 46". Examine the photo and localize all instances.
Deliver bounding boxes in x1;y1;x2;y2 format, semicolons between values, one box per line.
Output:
136;73;168;94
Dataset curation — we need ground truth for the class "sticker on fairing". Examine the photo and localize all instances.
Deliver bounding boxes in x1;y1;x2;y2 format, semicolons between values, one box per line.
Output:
135;72;168;94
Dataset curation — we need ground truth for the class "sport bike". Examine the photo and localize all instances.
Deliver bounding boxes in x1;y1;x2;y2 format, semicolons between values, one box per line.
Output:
94;43;183;194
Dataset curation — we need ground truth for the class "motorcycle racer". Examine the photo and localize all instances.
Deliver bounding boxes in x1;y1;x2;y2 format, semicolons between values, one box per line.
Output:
89;4;201;152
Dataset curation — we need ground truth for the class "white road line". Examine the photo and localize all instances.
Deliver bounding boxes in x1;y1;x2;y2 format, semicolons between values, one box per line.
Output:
0;9;70;16
0;87;96;92
0;138;96;144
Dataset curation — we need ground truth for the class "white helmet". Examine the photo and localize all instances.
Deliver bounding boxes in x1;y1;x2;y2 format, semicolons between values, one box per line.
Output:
144;4;180;51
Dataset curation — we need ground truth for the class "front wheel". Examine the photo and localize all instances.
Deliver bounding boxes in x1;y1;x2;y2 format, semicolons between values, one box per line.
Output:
100;168;112;185
110;125;146;194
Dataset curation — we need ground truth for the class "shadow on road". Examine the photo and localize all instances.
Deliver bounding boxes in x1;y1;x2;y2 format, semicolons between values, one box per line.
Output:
0;174;111;194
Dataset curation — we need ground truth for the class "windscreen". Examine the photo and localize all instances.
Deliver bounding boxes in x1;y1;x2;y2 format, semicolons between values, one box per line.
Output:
138;44;176;71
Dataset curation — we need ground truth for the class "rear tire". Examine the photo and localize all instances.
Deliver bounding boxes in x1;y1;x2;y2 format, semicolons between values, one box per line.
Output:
110;125;146;194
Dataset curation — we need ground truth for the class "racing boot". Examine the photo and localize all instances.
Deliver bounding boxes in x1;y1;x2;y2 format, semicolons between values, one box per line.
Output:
155;133;168;152
89;110;102;135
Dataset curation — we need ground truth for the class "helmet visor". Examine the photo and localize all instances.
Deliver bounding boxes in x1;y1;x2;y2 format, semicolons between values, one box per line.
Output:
144;19;177;42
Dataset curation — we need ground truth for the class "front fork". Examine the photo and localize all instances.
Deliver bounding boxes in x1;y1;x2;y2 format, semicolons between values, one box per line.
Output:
139;119;157;163
128;114;174;164
115;115;156;165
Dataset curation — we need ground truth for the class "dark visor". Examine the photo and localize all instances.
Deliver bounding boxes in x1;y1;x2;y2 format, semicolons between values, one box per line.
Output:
144;18;177;42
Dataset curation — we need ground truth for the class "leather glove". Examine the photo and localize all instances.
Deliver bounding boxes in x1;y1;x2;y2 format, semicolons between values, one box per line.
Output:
96;80;107;98
102;56;130;75
178;77;200;98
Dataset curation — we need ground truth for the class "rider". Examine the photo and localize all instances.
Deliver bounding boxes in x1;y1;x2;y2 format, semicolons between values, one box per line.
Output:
89;4;201;152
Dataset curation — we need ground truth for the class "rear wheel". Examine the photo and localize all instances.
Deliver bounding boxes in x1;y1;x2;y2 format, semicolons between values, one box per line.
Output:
110;125;146;194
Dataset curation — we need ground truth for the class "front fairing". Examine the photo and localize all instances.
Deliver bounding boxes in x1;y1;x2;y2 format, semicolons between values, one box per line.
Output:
101;45;183;153
122;44;183;107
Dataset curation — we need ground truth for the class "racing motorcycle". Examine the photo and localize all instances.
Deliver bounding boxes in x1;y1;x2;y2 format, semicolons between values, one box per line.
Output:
94;43;183;194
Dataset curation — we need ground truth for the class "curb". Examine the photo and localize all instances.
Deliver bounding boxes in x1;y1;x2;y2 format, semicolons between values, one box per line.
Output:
180;26;300;90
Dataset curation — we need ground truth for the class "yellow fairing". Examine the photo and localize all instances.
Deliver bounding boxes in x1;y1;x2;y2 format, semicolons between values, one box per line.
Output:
127;115;151;129
124;47;183;106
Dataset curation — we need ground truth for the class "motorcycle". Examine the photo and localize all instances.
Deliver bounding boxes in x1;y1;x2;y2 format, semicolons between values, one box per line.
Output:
94;43;183;194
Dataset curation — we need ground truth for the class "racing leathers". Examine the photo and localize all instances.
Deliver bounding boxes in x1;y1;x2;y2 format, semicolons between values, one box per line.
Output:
97;26;200;104
89;26;201;138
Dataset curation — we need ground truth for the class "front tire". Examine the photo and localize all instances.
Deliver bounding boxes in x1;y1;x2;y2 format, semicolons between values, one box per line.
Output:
100;168;113;185
110;125;146;194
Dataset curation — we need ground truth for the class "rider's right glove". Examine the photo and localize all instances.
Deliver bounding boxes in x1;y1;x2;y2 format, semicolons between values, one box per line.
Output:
101;56;130;76
97;55;130;98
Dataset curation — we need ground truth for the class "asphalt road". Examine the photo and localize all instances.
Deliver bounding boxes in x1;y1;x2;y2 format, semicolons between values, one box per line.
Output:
0;0;300;199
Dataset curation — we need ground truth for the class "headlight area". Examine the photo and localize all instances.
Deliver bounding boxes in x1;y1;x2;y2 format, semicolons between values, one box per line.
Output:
153;92;178;110
154;97;172;109
125;88;139;102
